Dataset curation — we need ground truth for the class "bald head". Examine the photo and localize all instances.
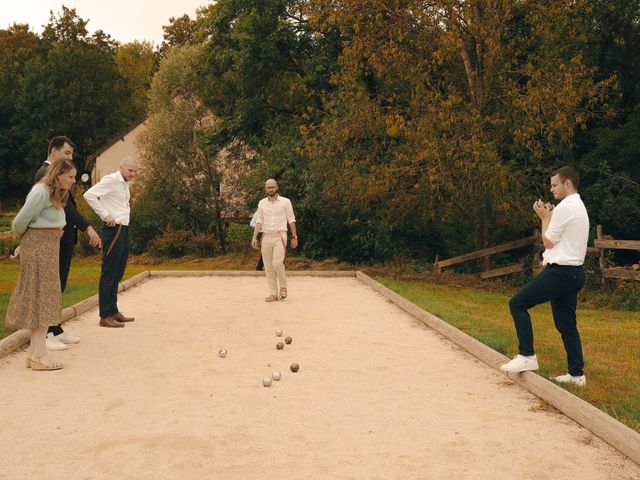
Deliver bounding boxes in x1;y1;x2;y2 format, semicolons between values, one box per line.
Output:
119;156;138;182
265;178;278;198
120;156;137;168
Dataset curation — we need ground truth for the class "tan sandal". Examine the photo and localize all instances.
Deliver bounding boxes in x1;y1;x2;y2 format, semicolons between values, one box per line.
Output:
265;295;279;302
29;357;64;371
279;288;287;300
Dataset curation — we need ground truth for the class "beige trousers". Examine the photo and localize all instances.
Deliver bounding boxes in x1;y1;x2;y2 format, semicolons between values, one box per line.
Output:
261;232;287;296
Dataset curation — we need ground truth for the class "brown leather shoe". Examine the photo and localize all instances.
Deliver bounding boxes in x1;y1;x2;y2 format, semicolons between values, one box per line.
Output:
113;312;135;323
99;316;125;328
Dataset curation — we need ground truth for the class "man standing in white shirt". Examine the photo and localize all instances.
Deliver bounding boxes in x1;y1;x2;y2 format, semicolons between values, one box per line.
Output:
501;166;589;386
251;179;298;302
84;157;138;327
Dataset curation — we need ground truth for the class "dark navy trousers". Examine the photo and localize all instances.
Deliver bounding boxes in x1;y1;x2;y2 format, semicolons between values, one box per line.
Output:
99;225;130;319
509;264;586;376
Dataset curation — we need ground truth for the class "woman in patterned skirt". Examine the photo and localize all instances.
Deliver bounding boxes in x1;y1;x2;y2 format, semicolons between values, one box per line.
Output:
5;158;77;370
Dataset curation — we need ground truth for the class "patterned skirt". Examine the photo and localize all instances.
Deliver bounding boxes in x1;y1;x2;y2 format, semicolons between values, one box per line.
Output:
4;229;62;330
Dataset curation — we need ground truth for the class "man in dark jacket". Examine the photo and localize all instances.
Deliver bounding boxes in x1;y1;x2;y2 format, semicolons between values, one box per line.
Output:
35;136;102;350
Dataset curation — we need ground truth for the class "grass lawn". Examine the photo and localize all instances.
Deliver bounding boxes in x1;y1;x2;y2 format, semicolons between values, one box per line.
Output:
1;255;638;433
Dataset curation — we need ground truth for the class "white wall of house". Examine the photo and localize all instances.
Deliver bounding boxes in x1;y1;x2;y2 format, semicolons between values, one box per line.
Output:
91;121;146;183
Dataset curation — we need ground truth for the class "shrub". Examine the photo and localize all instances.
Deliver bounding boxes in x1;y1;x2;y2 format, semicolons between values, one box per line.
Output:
607;282;640;311
148;228;192;258
188;232;219;257
0;235;19;257
0;215;12;232
225;222;253;250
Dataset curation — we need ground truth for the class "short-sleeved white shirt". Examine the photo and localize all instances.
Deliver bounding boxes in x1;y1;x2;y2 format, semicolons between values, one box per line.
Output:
542;193;589;266
255;195;295;233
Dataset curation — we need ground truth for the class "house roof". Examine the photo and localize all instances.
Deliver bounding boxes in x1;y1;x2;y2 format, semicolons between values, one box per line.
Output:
84;116;147;172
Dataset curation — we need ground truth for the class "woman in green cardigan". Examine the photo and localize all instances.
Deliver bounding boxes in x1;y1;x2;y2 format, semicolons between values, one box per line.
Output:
5;158;77;371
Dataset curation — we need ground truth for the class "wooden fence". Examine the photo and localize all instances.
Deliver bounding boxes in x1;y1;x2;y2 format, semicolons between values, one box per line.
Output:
435;225;639;281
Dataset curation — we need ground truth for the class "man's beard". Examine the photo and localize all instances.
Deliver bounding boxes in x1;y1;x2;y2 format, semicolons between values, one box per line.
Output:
267;191;277;197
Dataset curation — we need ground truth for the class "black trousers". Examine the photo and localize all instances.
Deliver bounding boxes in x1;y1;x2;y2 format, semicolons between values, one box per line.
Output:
99;225;130;319
47;242;75;336
509;264;586;376
256;232;264;271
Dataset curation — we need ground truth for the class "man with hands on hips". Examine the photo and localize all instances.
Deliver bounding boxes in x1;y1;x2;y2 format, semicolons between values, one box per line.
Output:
84;156;138;328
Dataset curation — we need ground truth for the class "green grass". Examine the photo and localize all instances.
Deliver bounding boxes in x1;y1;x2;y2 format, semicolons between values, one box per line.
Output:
1;256;638;433
375;276;640;433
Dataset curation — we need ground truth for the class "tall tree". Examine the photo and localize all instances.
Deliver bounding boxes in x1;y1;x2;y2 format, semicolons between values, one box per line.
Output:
6;7;138;196
159;14;200;55
303;0;613;259
136;44;251;251
199;0;342;255
0;24;43;195
115;41;158;116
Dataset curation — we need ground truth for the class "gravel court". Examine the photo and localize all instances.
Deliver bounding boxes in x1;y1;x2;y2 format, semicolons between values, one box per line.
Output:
1;275;639;480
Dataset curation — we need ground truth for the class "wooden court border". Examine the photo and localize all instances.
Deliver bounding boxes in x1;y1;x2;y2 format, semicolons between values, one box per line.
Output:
1;269;638;466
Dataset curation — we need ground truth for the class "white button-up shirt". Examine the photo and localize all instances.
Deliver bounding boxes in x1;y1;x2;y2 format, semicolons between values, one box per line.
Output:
543;193;589;266
256;195;295;233
83;170;131;226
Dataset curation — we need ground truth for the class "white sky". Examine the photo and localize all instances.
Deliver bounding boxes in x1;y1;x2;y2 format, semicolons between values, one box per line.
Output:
0;1;213;45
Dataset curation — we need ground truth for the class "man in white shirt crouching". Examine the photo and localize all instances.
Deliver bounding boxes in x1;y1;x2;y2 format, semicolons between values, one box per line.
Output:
501;166;589;387
84;156;138;328
251;179;298;302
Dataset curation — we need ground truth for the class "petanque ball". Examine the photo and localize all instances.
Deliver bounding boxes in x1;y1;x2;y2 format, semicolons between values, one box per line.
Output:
263;377;272;387
276;342;284;350
290;363;299;373
276;329;283;337
272;371;281;381
284;336;292;345
218;348;227;358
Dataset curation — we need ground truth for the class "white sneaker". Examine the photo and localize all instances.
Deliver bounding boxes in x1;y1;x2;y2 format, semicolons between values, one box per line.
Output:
46;333;68;351
552;374;586;387
56;331;80;344
500;354;539;372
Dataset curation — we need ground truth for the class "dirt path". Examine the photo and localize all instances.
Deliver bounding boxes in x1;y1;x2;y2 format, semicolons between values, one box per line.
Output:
1;275;638;479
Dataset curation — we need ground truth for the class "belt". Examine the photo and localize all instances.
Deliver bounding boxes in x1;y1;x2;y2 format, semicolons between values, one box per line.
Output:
547;263;582;268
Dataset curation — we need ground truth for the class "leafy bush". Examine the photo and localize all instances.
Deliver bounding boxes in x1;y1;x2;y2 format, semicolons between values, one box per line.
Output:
0;215;12;232
0;235;19;257
188;232;219;257
225;222;253;249
148;228;192;258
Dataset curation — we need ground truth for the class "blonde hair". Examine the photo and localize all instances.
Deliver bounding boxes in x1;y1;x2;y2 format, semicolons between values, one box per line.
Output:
39;158;76;209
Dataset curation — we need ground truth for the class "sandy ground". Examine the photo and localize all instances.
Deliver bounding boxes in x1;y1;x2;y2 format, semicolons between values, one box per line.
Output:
1;275;639;480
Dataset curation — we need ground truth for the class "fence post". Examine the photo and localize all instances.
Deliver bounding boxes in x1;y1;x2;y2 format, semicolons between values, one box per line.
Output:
531;229;541;276
434;255;441;273
597;224;606;286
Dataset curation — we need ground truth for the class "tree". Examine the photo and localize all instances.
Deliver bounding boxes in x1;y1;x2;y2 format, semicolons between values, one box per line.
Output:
575;0;640;252
42;6;90;44
136;44;251;251
159;14;200;55
14;42;136;174
1;8;139;197
303;0;613;260
115;41;158;116
199;0;342;258
0;24;43;195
